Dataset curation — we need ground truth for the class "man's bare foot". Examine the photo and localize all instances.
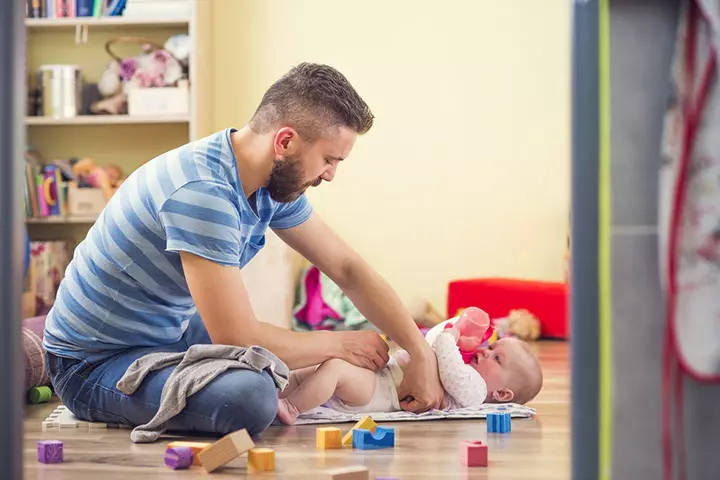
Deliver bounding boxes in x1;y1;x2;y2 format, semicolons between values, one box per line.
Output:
276;398;300;425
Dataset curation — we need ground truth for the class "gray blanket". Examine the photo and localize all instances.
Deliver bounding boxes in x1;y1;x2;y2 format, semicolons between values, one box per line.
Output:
116;344;289;443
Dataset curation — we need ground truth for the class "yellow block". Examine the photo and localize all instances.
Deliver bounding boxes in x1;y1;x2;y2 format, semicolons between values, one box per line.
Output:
341;416;377;446
316;427;342;449
166;441;211;466
247;448;275;473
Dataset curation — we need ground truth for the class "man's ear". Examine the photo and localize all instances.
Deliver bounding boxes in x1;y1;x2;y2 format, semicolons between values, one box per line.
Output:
491;388;514;403
273;127;299;157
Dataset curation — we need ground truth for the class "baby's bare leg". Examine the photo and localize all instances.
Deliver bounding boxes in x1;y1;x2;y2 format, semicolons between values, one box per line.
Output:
279;366;318;399
276;359;377;425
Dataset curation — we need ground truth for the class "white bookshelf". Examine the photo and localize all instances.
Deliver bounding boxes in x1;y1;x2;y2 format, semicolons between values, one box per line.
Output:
26;17;190;29
26;215;98;224
26;114;191;126
25;3;200;228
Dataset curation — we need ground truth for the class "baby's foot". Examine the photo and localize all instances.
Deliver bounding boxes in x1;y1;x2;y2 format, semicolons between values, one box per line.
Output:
276;398;300;425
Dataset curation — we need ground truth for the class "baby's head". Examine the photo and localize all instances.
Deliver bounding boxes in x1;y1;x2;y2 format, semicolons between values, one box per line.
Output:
469;337;543;404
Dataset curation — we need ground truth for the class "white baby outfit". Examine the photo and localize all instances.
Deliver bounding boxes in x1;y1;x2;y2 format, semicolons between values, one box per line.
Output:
324;331;487;413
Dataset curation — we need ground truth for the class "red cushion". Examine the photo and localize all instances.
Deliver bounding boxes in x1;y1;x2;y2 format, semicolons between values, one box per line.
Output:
447;278;568;339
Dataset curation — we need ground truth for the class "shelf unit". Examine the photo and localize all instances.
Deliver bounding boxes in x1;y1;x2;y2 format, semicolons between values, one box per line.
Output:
25;17;191;29
26;215;98;224
25;3;199;237
26;114;191;125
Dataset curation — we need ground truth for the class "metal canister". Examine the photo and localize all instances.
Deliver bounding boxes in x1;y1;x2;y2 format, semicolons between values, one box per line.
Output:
37;65;82;118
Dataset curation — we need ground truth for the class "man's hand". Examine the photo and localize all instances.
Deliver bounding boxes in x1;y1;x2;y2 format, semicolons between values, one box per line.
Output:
397;352;444;413
337;330;389;371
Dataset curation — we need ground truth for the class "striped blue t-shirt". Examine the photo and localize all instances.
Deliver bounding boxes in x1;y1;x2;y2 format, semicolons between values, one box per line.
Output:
43;128;313;362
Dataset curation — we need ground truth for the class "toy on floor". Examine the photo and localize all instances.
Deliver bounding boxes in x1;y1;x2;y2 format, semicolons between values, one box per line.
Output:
493;308;541;341
27;386;52;404
327;465;370;479
164;446;193;470
42;404;114;431
409;298;446;328
317;427;343;449
166;441;210;465
342;415;377;446
197;429;255;473
461;440;488;467
352;427;395;450
37;440;63;464
247;448;275;473
486;412;512;433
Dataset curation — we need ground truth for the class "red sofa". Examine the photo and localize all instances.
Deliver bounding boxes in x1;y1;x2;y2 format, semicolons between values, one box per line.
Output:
447;277;568;339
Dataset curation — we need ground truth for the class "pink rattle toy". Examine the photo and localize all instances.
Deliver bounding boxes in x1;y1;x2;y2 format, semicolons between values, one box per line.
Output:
445;307;494;364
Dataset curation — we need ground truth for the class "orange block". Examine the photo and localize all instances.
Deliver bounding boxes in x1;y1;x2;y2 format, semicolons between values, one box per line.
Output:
248;448;275;473
166;441;211;466
316;427;343;449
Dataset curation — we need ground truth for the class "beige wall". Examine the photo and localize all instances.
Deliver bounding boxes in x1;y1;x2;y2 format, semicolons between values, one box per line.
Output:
201;0;571;314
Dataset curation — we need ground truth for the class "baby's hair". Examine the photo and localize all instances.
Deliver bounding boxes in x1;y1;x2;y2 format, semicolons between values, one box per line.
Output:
510;340;543;404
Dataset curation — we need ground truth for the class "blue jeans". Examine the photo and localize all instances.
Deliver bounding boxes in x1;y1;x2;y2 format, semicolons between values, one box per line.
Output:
46;314;279;437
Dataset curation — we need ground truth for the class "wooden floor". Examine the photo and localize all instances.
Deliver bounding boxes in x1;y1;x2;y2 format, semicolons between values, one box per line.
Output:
23;341;570;479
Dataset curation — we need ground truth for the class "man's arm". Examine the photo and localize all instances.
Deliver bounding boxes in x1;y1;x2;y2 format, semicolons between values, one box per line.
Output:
273;212;445;412
180;251;389;371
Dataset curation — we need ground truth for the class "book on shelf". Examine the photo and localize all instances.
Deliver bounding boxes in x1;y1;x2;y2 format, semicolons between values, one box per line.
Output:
25;0;191;19
26;0;126;19
28;240;69;316
24;161;69;220
24;153;106;222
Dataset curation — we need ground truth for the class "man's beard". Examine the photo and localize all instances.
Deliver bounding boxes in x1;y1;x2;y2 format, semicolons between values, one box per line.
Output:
266;156;321;203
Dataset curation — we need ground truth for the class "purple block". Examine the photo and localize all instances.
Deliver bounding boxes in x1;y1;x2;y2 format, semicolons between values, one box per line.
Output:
37;440;63;464
164;446;193;470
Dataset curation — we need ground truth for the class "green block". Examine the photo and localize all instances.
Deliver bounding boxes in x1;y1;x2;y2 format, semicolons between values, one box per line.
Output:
28;386;52;404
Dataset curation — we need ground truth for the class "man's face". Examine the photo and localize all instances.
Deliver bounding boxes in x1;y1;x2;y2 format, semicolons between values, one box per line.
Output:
267;126;357;203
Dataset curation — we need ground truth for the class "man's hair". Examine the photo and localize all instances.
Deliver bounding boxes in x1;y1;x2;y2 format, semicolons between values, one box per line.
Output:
249;63;374;142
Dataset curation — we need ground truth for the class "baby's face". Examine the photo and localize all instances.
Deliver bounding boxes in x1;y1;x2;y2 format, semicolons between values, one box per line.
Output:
468;337;533;401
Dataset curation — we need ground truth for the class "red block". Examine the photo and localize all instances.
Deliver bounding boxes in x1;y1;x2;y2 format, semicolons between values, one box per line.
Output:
461;440;488;467
447;277;568;339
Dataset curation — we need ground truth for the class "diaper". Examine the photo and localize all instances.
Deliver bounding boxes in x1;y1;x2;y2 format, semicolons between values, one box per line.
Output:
324;358;404;413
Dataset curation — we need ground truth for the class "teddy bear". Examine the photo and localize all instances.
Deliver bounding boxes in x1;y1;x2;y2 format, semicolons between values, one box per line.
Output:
493;308;542;341
408;298;446;329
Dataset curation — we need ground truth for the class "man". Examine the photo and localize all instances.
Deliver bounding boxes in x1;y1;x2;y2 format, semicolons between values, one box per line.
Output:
43;63;443;436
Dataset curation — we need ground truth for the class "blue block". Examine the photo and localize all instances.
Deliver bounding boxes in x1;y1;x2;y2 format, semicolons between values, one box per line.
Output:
486;412;511;433
352;427;395;450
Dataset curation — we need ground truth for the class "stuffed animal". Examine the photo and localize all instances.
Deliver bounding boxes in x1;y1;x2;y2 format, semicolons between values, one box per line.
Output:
408;298;445;328
493;308;542;341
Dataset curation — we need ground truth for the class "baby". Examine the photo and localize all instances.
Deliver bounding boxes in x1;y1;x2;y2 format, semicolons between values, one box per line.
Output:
276;322;543;425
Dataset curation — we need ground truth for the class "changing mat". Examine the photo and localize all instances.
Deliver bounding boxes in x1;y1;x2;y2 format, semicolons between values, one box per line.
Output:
293;403;536;425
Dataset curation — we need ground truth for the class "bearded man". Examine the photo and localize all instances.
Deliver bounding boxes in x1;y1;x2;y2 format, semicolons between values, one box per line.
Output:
43;63;444;436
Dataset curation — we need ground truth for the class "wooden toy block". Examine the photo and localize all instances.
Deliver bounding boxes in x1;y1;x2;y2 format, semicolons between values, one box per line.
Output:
247;448;275;473
316;427;343;449
461;440;488;467
352;427;394;450
342;415;377;446
42;404;111;430
197;429;255;473
27;386;52;404
326;465;370;479
37;440;63;464
486;412;511;433
166;441;211;466
164;446;193;470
